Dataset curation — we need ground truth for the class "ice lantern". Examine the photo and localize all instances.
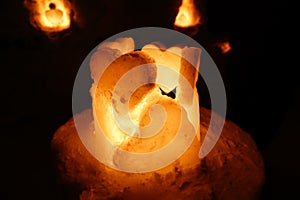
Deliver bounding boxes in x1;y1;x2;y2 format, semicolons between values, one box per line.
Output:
24;0;72;32
89;38;201;173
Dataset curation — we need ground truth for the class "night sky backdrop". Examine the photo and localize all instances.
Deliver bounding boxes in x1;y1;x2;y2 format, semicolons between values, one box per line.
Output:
1;0;297;199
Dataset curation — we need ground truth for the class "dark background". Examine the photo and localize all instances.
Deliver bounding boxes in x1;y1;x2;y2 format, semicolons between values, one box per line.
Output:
0;0;297;199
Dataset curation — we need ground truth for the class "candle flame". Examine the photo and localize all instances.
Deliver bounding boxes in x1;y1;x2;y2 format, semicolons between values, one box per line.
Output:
174;0;201;28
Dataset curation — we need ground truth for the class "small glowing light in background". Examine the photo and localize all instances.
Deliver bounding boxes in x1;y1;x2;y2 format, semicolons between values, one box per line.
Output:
174;0;201;28
218;41;232;54
25;0;72;32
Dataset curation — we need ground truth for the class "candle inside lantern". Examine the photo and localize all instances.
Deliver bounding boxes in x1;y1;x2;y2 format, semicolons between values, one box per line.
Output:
89;38;201;172
24;0;72;32
52;28;265;200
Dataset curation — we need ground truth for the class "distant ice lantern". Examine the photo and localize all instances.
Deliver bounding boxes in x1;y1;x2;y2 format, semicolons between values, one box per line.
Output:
24;0;73;33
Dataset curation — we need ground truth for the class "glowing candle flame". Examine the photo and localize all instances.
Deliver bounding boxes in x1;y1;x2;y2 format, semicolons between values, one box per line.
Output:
174;0;201;28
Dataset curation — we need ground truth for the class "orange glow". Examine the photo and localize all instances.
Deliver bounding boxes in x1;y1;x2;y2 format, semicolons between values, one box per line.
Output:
25;0;72;32
142;44;182;93
90;38;201;158
174;0;201;28
218;42;232;54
